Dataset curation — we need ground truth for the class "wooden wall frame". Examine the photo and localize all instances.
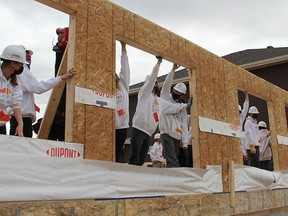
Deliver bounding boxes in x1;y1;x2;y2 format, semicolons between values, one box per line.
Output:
36;0;288;191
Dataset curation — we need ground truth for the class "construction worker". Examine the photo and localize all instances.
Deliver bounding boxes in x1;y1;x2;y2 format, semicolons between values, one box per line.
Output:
9;46;76;137
149;133;164;168
239;91;249;165
128;58;189;166
159;63;190;167
115;42;130;162
258;121;272;170
0;45;25;136
244;106;261;168
128;56;163;166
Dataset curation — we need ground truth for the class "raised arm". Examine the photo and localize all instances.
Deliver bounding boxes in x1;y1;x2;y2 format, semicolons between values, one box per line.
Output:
138;57;162;98
119;42;130;90
160;63;180;100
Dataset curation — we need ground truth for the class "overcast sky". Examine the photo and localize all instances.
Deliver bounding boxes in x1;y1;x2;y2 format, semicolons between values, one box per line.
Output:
1;0;288;120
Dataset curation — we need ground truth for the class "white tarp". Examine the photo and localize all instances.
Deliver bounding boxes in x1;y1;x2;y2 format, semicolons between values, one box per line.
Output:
0;152;223;202
235;165;288;191
0;135;84;159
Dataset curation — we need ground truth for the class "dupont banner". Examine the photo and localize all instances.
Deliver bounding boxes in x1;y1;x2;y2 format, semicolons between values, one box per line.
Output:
0;135;83;159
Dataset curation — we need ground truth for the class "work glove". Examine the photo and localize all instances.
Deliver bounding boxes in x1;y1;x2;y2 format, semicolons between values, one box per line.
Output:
243;155;248;161
250;144;256;154
156;56;163;62
187;97;193;108
266;130;272;137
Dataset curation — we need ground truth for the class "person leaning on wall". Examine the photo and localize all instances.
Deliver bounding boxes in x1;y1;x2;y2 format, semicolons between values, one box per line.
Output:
9;46;76;138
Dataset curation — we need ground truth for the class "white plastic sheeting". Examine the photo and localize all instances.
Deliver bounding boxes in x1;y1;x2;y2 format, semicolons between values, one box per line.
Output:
0;151;223;202
0;135;84;158
235;165;288;191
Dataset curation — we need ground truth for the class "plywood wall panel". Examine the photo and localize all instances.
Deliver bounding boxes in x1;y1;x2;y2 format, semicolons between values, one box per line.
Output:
134;17;171;55
74;19;88;87
86;0;113;89
85;106;114;160
123;10;135;41
224;63;239;124
199;52;215;119
73;103;86;144
213;57;227;121
169;34;179;59
178;37;186;64
38;0;288;190
198;132;210;168
113;5;124;37
209;134;223;165
184;39;203;68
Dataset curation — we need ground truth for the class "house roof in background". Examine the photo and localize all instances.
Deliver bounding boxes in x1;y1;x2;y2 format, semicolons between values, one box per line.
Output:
222;46;288;65
130;46;288;92
129;68;189;90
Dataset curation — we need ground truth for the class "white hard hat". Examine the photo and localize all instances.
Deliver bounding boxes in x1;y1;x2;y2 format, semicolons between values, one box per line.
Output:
258;121;267;128
173;83;187;94
0;45;27;64
248;106;259;114
238;105;242;111
154;133;160;139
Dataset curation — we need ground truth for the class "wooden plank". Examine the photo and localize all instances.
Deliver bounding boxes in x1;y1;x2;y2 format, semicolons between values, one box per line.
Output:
36;0;75;14
189;68;200;168
84;0;114;161
65;13;76;142
37;48;68;139
229;160;235;208
267;100;279;170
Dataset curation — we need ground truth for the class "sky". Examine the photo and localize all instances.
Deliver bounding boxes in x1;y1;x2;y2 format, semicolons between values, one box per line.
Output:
0;0;288;121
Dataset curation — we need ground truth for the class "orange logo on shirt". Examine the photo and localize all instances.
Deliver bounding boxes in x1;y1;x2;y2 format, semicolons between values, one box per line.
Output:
0;88;12;94
176;127;183;134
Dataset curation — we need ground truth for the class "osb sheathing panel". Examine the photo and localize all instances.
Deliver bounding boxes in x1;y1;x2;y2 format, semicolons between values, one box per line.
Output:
38;0;288;171
2;190;288;216
113;5;124;36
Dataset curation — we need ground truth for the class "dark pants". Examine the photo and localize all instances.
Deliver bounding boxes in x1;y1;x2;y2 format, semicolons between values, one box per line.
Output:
247;146;260;168
0;125;6;135
161;133;180;168
48;122;65;141
178;145;193;167
10;116;33;137
116;128;127;163
260;160;270;171
128;128;150;166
